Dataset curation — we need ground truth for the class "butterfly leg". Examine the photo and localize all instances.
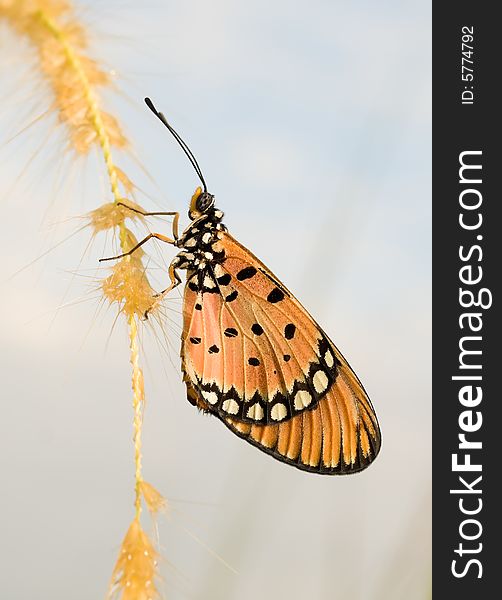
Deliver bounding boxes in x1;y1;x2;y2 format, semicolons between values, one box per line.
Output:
99;232;175;262
117;202;180;240
144;259;182;319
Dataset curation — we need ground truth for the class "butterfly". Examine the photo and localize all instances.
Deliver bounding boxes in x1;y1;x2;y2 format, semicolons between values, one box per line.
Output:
103;98;381;475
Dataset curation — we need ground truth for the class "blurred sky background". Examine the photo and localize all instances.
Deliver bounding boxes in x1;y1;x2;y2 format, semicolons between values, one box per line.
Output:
0;1;431;599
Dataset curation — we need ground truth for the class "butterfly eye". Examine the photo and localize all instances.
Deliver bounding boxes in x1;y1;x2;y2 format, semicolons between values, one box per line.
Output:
195;193;215;213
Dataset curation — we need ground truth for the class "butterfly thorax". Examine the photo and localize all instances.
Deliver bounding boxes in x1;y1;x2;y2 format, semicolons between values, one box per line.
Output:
172;206;228;291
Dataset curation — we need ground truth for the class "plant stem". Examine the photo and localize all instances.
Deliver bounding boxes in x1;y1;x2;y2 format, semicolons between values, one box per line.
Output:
37;7;144;517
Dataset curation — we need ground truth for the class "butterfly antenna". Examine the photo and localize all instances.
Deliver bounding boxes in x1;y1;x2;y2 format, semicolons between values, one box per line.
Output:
144;97;207;192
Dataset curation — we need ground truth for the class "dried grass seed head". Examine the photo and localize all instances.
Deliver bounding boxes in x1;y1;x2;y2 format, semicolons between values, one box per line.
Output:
109;519;161;600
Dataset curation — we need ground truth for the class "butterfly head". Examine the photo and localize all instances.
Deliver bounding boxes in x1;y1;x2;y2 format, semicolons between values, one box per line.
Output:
189;186;215;219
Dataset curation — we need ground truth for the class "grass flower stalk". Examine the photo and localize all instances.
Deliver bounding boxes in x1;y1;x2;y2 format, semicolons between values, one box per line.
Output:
1;1;165;597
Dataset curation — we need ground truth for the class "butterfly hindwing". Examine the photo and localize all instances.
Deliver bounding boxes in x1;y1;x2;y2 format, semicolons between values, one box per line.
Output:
183;359;380;474
180;231;381;473
222;364;381;474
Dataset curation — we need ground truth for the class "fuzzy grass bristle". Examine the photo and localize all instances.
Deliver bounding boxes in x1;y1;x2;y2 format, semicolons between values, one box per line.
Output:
140;481;167;515
102;252;157;318
0;0;127;154
115;167;135;195
109;518;161;600
90;201;146;233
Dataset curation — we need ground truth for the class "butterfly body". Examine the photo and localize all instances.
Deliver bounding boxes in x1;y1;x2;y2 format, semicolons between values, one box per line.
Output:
171;202;227;282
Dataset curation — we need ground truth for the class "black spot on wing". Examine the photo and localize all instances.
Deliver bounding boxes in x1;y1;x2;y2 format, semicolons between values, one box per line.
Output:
224;328;238;338
190;337;201;344
225;290;238;302
208;345;220;354
267;288;285;303
251;323;264;335
284;323;296;339
283;354;291;362
195;303;202;311
248;357;260;366
236;266;258;280
217;273;231;285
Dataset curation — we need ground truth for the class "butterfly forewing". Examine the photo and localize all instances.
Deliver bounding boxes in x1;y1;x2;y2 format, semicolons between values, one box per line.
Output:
180;230;381;474
183;233;339;422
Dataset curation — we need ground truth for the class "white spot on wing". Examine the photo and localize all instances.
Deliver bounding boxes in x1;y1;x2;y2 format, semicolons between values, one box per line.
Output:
313;370;329;393
214;264;225;277
246;403;264;420
294;390;313;410
203;276;215;288
324;349;335;368
222;399;240;414
202;390;218;405
271;403;287;421
202;232;212;244
185;237;197;247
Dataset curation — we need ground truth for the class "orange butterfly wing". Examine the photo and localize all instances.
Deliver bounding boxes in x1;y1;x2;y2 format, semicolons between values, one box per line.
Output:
222;365;380;474
181;231;381;474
